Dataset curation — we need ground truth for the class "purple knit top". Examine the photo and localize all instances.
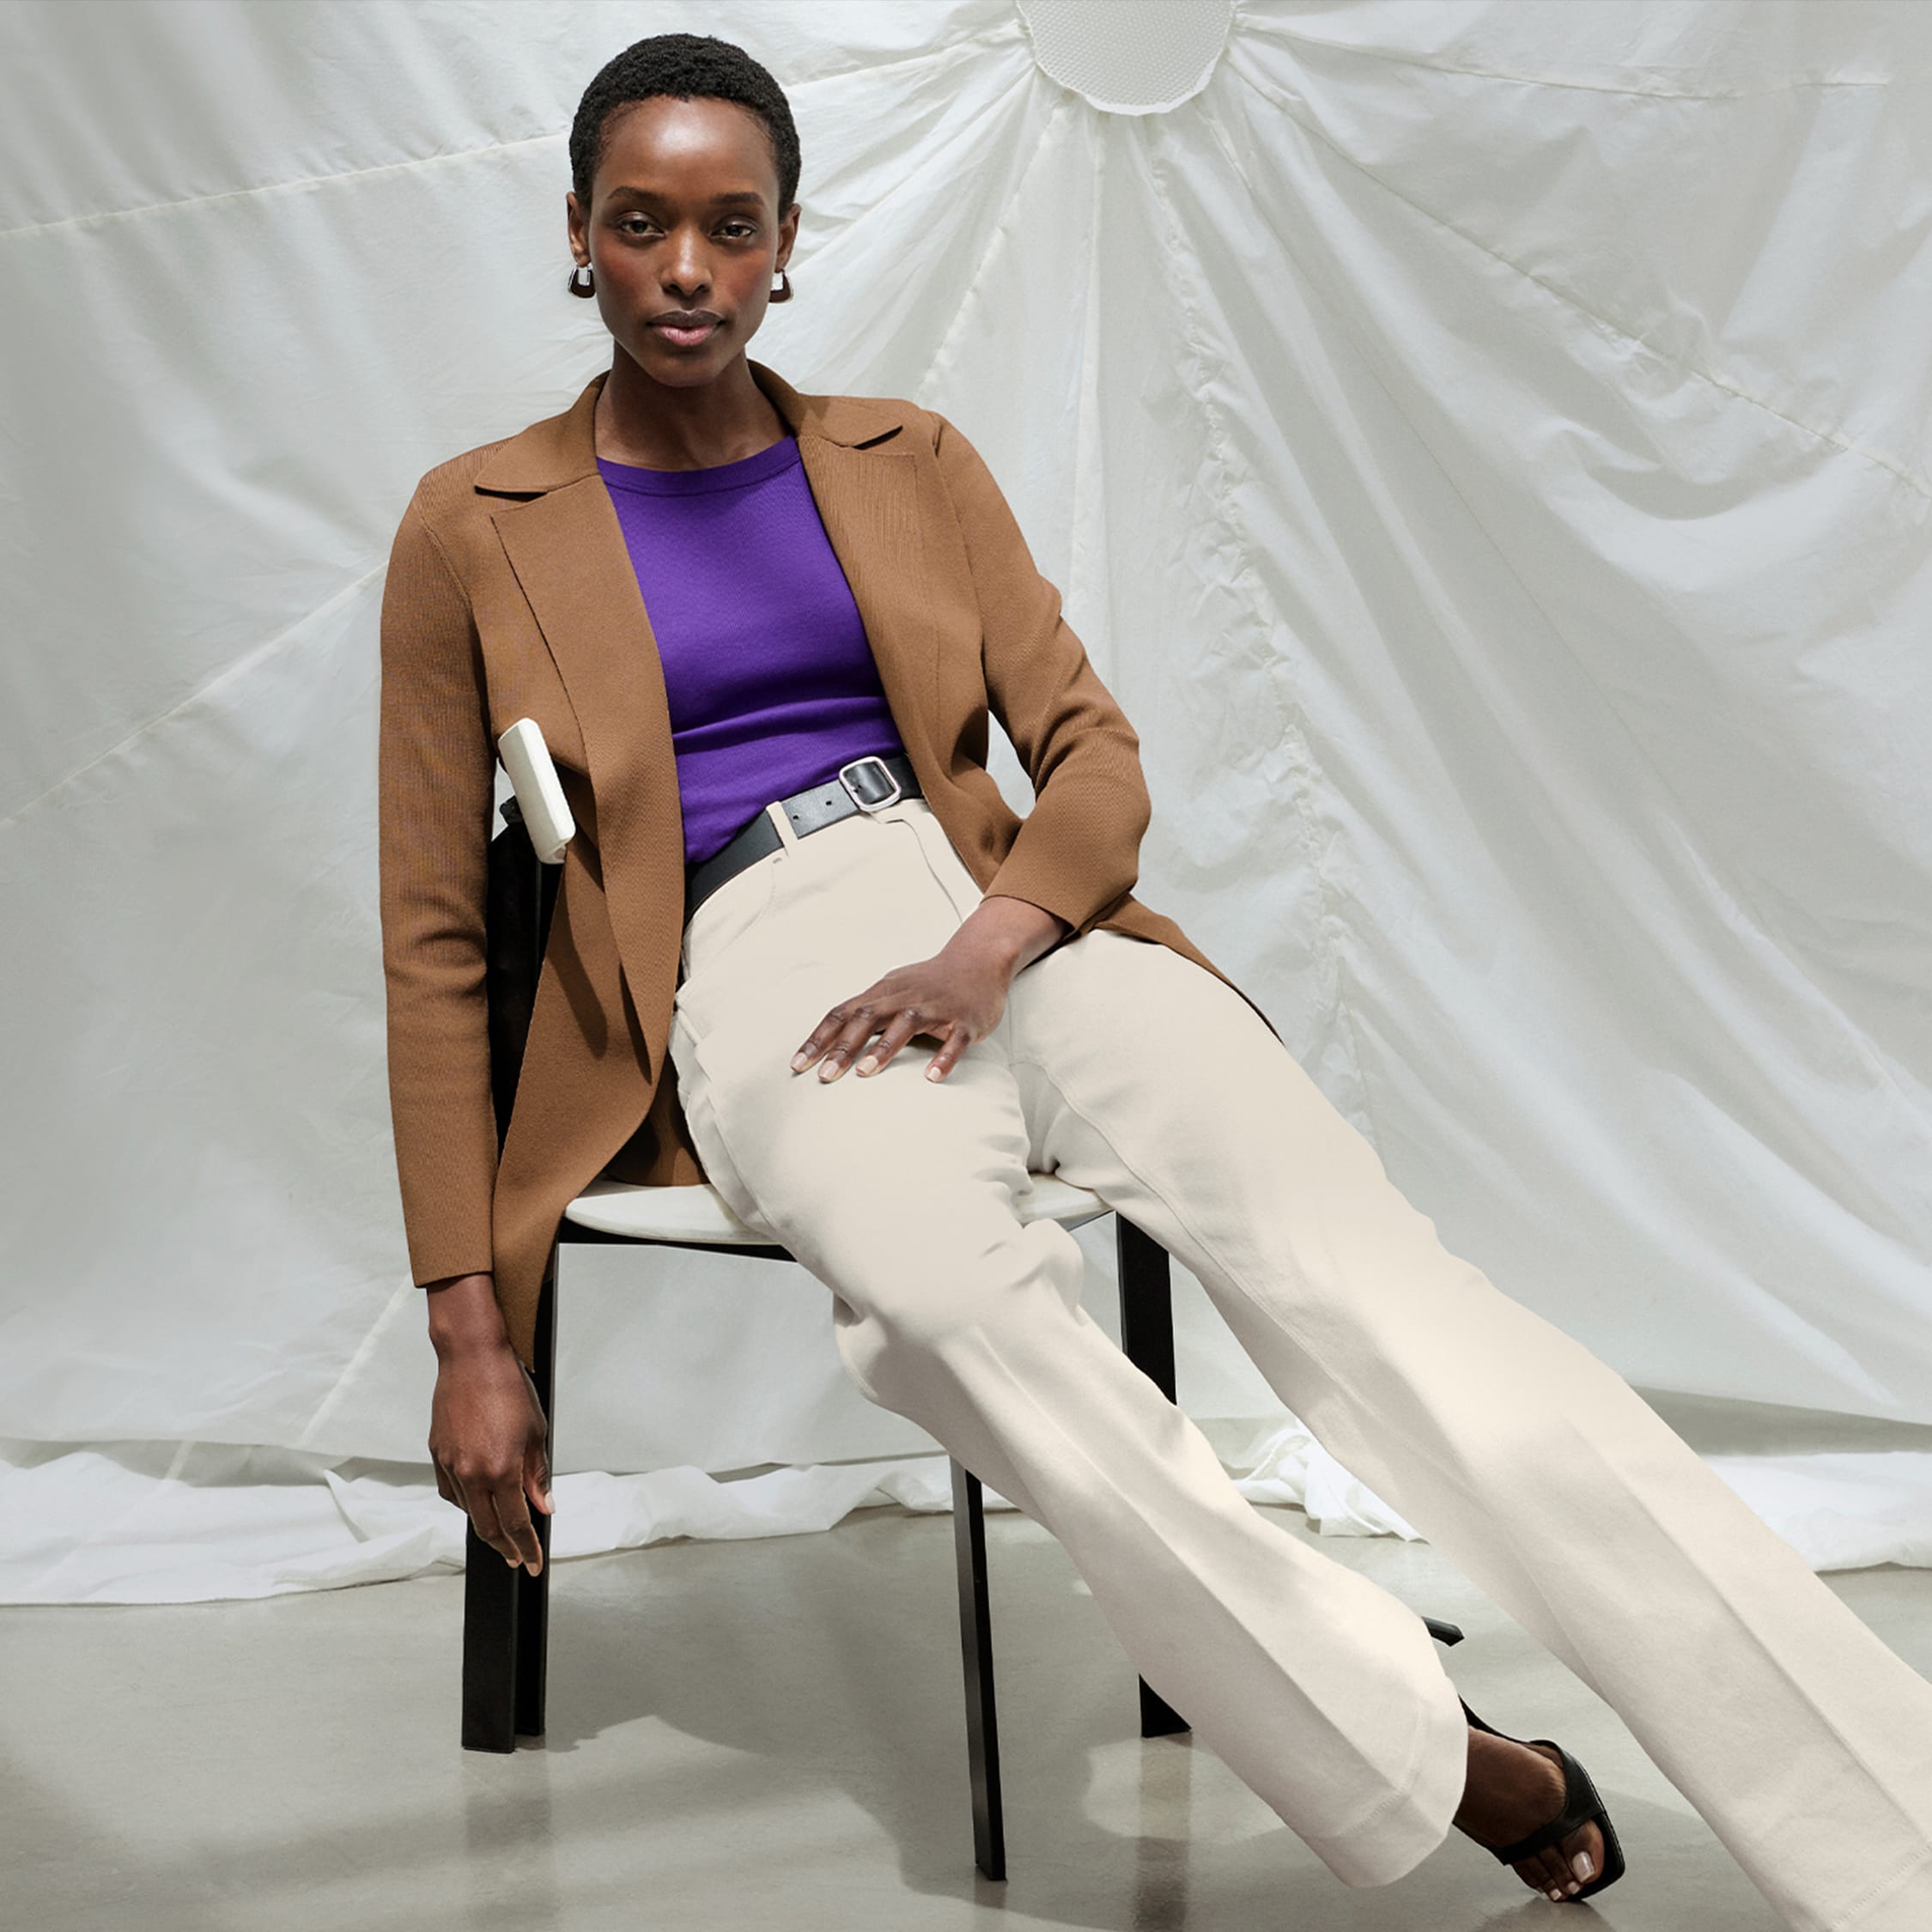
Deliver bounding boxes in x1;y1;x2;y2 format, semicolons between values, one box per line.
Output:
596;432;908;866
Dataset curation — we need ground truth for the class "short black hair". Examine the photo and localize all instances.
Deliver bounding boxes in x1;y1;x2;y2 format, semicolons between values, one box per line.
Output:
569;33;800;216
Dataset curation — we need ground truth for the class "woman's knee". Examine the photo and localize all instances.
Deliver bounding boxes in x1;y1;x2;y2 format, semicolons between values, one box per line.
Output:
825;1221;1085;1412
829;1283;987;1420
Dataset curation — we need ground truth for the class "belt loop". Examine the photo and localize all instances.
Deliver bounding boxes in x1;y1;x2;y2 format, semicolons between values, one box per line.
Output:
764;799;802;850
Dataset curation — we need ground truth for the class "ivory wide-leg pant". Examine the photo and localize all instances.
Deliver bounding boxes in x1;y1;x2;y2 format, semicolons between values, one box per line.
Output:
667;795;1932;1931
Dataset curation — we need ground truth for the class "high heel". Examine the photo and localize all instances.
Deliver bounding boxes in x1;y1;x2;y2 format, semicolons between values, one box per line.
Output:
1459;1696;1628;1903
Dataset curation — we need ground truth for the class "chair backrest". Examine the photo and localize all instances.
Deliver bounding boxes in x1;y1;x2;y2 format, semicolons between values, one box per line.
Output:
484;797;561;1151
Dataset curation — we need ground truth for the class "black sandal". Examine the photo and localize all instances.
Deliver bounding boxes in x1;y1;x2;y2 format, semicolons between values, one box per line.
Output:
1460;1697;1628;1903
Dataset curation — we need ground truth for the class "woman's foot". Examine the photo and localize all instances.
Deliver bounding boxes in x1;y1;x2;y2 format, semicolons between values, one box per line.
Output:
1453;1721;1607;1901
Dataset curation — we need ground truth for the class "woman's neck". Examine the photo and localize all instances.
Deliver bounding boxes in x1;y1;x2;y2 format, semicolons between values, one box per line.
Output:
592;353;789;471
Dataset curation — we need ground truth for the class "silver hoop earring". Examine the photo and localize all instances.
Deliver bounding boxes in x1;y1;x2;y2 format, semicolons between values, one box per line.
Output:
568;262;595;299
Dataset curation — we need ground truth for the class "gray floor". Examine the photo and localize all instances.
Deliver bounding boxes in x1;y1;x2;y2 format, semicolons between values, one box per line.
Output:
5;1478;1929;1932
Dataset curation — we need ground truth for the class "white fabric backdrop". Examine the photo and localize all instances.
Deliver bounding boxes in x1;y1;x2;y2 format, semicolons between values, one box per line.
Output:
4;0;1930;1603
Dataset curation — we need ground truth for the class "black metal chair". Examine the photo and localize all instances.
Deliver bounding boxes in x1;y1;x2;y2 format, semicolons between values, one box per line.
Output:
462;789;1463;1880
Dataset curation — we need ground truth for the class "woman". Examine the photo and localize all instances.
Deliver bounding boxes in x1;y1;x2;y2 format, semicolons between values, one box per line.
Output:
378;31;1932;1928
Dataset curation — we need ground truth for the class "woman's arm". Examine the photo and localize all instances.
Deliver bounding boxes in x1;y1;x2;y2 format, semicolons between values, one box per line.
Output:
377;489;501;1288
929;410;1153;941
791;416;1130;1086
380;489;549;1574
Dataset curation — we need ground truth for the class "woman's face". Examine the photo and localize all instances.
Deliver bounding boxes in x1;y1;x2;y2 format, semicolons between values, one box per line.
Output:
567;94;799;389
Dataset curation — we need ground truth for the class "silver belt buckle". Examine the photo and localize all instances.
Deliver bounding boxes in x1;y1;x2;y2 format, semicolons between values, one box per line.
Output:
837;755;902;813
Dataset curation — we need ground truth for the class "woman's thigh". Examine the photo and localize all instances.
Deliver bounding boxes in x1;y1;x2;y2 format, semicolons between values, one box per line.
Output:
1002;928;1609;1447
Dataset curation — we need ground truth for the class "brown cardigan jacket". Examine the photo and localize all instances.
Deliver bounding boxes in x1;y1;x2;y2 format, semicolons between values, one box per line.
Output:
379;359;1278;1367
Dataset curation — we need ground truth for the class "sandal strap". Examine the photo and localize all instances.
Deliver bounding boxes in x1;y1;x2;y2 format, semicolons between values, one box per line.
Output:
1486;1740;1604;1865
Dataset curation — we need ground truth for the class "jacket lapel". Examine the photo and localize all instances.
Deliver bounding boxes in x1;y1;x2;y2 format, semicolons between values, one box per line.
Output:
474;360;936;1084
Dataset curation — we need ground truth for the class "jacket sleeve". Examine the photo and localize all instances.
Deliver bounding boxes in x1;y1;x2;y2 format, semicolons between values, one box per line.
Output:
377;488;500;1286
929;410;1151;940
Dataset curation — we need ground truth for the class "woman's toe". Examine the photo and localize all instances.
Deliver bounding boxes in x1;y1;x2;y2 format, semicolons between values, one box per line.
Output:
1516;1746;1601;1899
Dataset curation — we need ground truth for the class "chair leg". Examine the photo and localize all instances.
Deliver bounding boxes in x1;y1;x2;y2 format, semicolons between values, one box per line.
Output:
1115;1217;1190;1740
1115;1219;1472;1663
513;1254;559;1738
951;1458;1006;1880
462;1522;519;1753
462;1242;558;1753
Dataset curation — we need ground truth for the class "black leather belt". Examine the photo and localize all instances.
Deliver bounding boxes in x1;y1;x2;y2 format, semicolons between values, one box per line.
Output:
683;752;923;927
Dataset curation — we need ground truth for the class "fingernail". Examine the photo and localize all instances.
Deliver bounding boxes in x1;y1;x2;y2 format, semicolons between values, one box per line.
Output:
790;1051;807;1070
856;1054;878;1074
1548;1888;1563;1902
1573;1852;1594;1880
819;1062;836;1081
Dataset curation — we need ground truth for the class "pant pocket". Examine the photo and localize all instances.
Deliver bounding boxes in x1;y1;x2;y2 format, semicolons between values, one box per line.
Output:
889;802;987;927
668;1008;782;1243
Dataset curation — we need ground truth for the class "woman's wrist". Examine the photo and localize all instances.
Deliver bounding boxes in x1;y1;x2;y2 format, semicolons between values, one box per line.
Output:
425;1272;513;1359
950;894;1071;977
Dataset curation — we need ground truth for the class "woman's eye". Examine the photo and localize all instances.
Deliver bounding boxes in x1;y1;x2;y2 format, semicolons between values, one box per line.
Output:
617;218;757;239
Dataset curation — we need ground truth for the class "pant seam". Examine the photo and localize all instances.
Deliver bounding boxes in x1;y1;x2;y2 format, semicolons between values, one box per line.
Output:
1321;1673;1459;1846
1829;1836;1932;1932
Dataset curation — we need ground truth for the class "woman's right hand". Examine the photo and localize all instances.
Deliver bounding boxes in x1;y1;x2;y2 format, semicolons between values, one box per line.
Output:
425;1273;553;1574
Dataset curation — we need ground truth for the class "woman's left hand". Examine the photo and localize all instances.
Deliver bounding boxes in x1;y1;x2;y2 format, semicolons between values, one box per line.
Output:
790;947;1006;1085
791;896;1069;1084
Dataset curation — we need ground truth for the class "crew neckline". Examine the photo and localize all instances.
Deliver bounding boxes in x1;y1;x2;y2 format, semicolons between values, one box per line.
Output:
596;432;800;496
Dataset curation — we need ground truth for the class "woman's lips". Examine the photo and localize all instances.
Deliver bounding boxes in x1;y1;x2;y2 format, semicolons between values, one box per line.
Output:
649;319;720;348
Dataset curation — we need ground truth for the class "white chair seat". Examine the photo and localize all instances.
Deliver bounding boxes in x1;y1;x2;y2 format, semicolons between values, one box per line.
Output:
564;1171;1110;1246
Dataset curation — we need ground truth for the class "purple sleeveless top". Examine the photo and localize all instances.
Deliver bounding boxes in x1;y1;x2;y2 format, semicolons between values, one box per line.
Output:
596;432;908;866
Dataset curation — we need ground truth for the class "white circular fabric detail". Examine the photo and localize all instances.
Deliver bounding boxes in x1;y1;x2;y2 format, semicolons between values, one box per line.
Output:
1017;0;1236;115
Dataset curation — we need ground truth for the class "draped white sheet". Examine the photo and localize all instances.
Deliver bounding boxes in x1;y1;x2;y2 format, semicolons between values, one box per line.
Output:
3;0;1929;1602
